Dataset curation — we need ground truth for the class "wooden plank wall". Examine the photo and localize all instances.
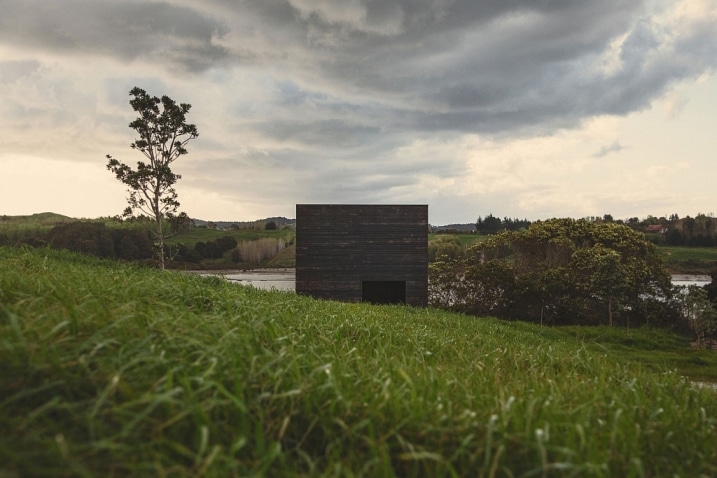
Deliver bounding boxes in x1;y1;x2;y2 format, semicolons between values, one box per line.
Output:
296;204;428;306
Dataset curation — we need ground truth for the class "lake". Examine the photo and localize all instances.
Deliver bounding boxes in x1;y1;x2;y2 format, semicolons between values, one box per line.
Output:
196;269;296;291
196;271;711;292
671;274;711;288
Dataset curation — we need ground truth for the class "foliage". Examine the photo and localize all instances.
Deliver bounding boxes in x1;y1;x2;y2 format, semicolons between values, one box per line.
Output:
48;222;115;258
2;246;717;476
113;228;154;261
171;243;203;263
169;212;194;234
428;235;464;262
431;219;674;327
475;214;531;234
667;214;717;246
11;222;155;262
192;236;238;260
427;259;470;310
106;87;198;269
706;269;717;305
673;285;717;348
265;220;277;230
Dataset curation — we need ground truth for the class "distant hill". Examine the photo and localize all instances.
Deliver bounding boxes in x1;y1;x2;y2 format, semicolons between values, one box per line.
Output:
0;212;75;225
2;212;478;233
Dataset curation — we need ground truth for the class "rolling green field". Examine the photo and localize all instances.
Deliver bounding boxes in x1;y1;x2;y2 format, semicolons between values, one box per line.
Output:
167;227;295;249
0;212;74;243
429;233;486;248
2;246;717;476
658;246;717;274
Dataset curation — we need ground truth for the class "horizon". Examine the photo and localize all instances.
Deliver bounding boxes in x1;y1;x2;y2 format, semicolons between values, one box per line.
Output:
5;209;713;228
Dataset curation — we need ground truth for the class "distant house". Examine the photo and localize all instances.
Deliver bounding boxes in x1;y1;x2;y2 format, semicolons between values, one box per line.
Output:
295;204;428;306
645;225;668;234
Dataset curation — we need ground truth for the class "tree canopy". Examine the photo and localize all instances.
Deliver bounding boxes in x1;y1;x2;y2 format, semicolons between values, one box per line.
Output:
430;218;674;327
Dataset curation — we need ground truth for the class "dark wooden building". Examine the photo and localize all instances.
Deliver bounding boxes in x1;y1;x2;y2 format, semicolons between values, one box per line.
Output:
296;204;428;306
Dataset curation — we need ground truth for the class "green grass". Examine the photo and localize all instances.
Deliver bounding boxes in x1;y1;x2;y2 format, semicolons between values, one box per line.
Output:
560;325;717;382
657;245;717;273
0;212;74;225
267;244;296;268
167;228;295;249
2;246;717;476
0;212;75;243
429;233;487;248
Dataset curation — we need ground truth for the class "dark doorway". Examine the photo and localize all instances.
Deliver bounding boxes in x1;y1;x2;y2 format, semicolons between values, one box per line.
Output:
362;281;406;305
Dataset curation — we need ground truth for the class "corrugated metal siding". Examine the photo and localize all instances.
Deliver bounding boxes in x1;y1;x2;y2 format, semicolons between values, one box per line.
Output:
296;204;428;306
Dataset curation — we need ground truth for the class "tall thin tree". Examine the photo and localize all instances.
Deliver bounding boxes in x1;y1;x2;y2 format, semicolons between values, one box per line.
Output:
106;87;198;269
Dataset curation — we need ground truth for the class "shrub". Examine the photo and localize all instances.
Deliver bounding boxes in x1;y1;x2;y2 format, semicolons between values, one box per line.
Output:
49;222;115;258
215;236;238;252
428;235;463;262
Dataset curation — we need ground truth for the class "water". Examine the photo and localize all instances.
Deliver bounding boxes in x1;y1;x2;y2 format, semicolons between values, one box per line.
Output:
195;271;709;292
198;269;295;291
671;274;711;288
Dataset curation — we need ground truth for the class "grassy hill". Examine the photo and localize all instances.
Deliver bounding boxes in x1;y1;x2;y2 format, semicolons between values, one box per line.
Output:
2;246;717;476
658;245;717;274
0;212;75;243
0;212;74;224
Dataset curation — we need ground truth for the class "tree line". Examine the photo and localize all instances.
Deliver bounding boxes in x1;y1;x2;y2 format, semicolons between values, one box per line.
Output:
475;214;532;234
664;214;717;246
473;212;717;244
0;222;155;262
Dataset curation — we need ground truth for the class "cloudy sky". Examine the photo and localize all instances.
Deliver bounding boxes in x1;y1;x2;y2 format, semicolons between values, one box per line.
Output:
1;0;716;225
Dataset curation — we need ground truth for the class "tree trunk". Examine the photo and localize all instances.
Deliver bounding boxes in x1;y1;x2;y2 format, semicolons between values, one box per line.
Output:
156;211;165;270
608;295;613;327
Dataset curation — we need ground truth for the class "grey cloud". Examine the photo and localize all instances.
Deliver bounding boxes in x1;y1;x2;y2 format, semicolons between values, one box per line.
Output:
5;0;712;132
219;0;715;180
273;81;329;107
0;0;229;72
286;0;405;36
227;0;683;136
251;119;382;149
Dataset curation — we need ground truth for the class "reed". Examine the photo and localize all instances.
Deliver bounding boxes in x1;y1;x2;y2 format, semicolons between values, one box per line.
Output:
235;237;286;263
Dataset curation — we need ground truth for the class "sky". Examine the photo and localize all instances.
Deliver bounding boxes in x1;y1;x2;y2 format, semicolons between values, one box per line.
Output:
1;0;716;225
